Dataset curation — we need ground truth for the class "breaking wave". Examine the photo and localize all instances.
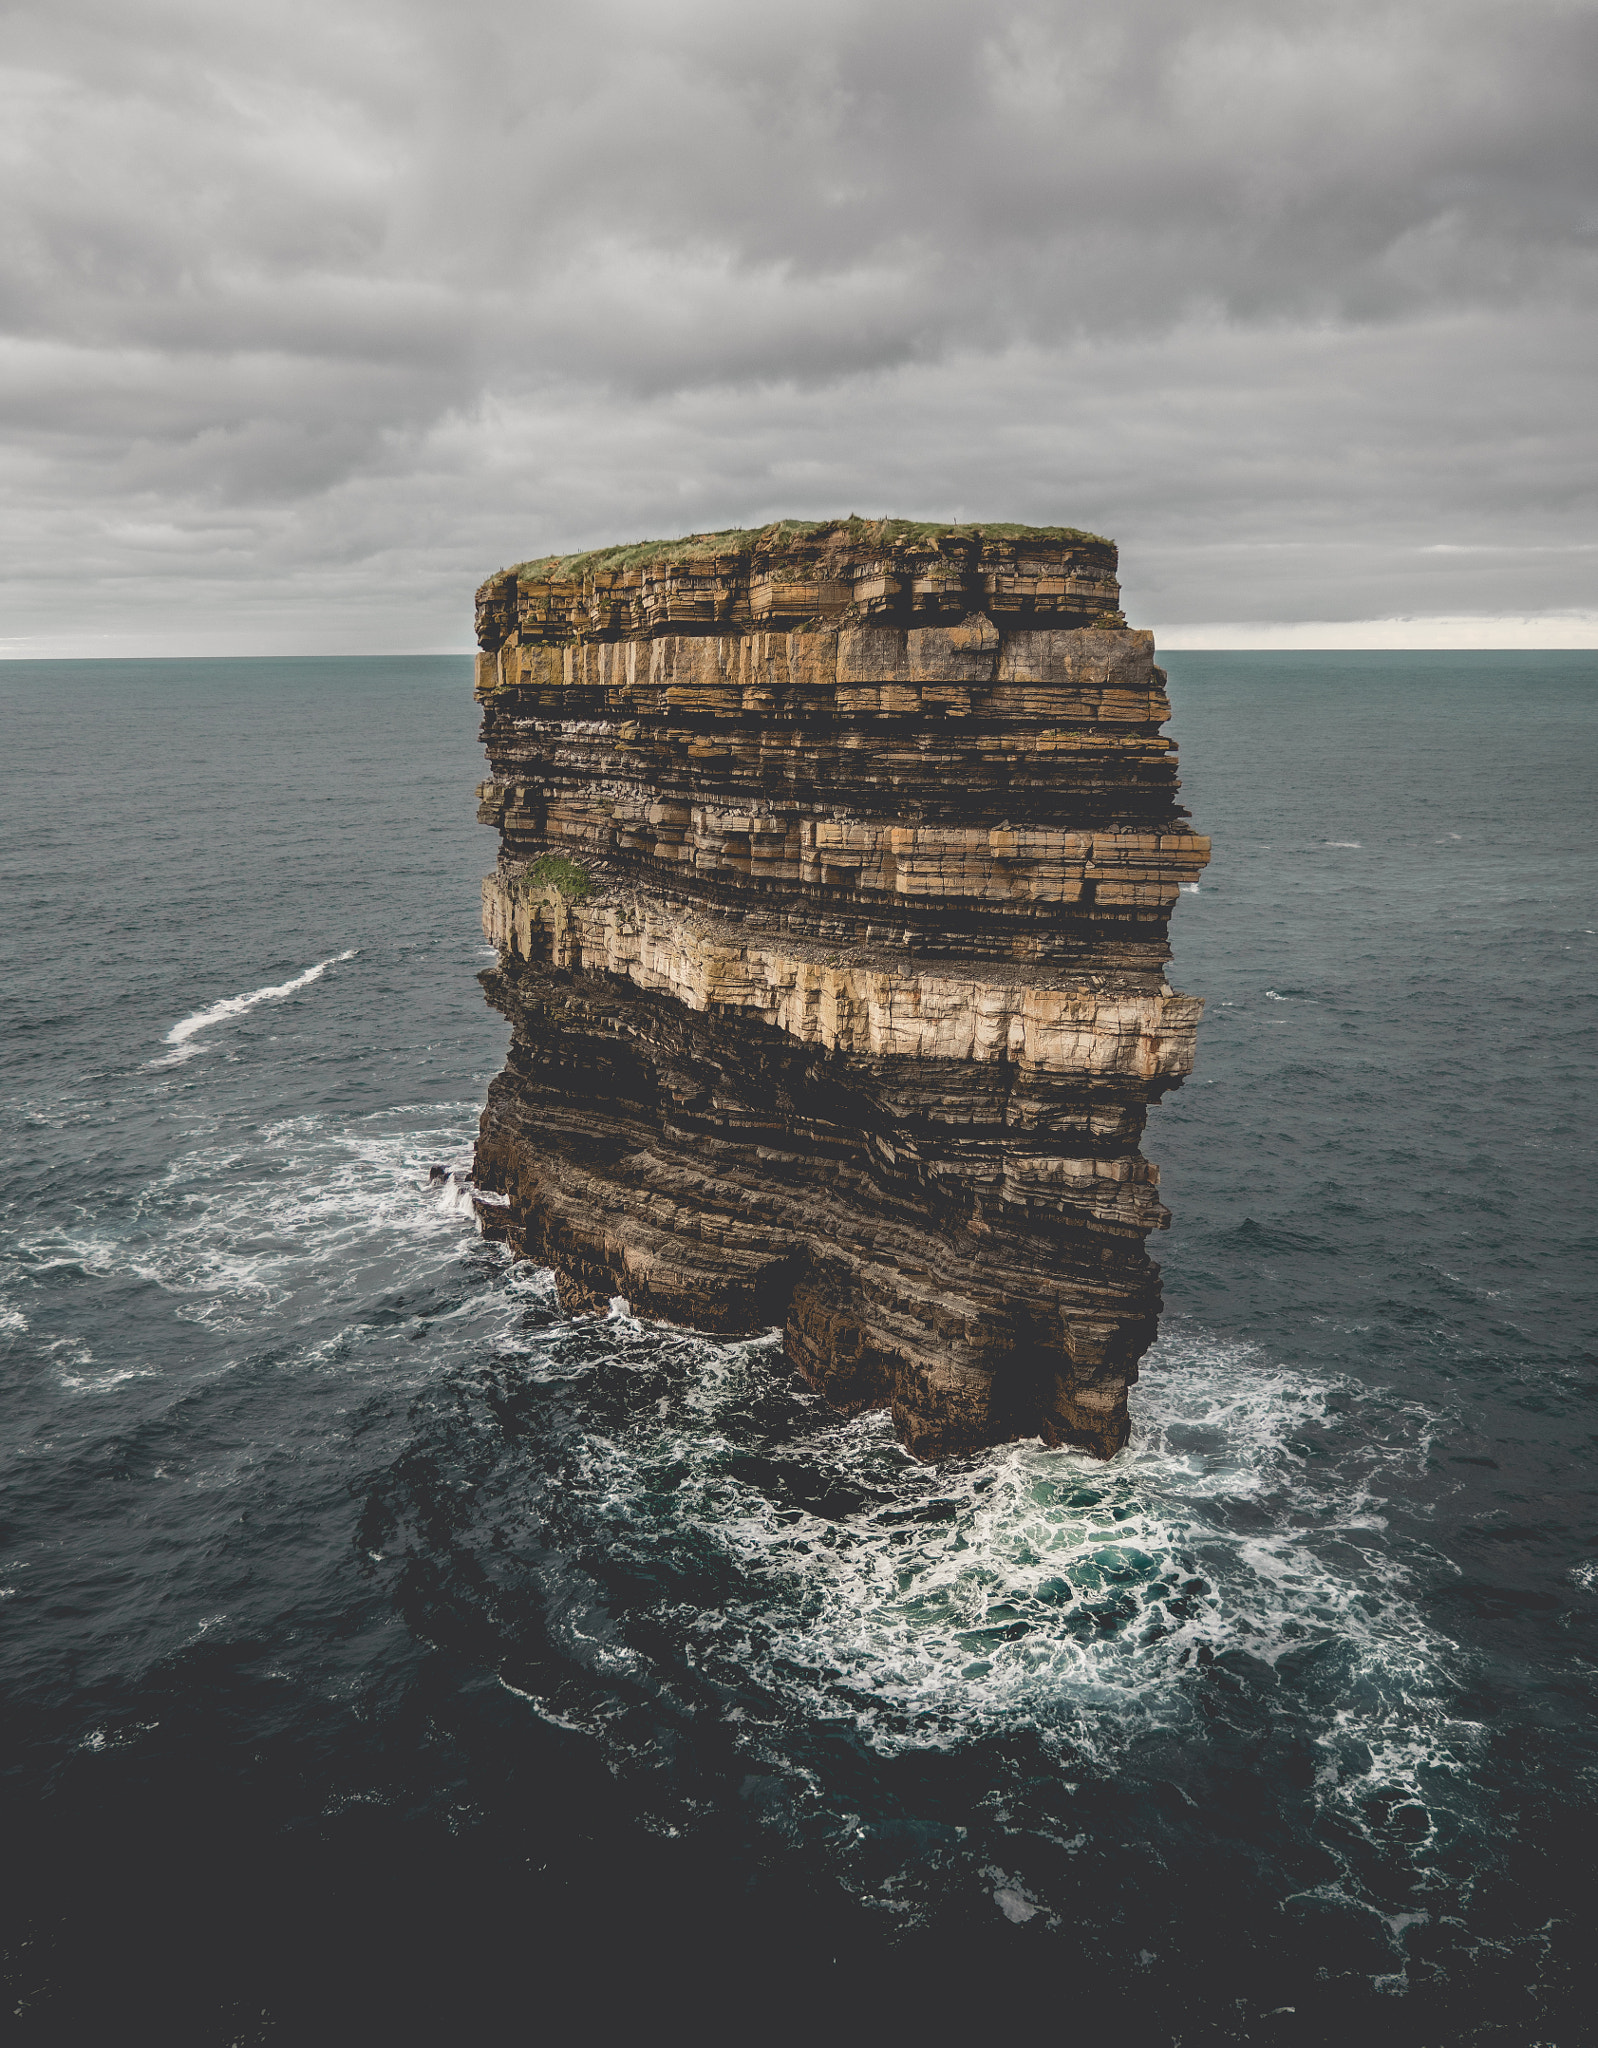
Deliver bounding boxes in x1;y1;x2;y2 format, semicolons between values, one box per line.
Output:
156;951;357;1063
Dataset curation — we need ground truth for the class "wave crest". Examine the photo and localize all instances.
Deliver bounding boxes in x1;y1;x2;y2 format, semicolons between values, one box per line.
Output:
155;951;356;1063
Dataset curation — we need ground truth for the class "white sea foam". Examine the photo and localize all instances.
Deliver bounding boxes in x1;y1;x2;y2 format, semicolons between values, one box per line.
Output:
14;1105;486;1330
1324;840;1362;848
59;1364;152;1393
495;1677;591;1734
155;950;357;1064
992;1880;1042;1924
480;1321;1479;1932
505;1324;1462;1824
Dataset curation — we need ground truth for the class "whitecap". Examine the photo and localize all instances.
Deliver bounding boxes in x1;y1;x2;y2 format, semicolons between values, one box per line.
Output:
154;950;357;1063
495;1676;590;1734
1324;840;1362;848
59;1363;153;1394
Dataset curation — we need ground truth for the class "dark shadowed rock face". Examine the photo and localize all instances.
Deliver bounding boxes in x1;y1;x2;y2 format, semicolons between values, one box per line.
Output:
470;519;1208;1458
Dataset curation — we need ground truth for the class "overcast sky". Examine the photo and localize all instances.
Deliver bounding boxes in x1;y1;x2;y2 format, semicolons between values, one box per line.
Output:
3;0;1594;654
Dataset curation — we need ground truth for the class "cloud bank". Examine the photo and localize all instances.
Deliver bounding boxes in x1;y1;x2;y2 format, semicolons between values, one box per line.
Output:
3;0;1595;652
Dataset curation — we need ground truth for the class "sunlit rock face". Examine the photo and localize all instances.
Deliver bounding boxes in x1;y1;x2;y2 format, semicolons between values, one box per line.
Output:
470;519;1208;1458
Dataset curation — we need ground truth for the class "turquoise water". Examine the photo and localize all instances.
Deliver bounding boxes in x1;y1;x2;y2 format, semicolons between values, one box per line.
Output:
1;652;1594;2041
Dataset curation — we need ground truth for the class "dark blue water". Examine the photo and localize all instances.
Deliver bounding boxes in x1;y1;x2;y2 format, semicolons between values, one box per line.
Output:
2;653;1594;2043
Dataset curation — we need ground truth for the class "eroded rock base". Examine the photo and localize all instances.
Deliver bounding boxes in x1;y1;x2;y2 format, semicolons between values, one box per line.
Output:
475;956;1155;1457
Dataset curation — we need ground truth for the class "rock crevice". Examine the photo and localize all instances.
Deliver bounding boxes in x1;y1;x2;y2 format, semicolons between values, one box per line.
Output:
471;518;1208;1458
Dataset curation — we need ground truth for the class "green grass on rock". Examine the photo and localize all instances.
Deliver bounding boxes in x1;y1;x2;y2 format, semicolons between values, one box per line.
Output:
520;855;591;901
502;516;1110;585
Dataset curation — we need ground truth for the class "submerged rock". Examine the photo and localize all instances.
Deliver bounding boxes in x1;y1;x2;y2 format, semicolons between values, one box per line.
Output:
470;518;1208;1458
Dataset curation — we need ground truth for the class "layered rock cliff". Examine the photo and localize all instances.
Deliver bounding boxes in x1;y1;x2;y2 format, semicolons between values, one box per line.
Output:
470;519;1208;1458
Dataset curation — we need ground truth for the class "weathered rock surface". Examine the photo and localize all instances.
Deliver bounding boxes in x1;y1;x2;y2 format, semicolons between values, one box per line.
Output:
470;519;1208;1458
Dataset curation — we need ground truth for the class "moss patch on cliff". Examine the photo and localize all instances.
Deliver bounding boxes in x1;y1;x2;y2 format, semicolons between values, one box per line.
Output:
520;855;591;901
504;516;1110;585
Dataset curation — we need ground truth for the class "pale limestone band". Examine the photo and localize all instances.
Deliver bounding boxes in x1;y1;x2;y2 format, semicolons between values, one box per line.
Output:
482;876;1201;1083
478;622;1163;710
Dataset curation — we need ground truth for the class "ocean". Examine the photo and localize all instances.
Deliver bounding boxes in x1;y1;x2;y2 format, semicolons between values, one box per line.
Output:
1;651;1594;2043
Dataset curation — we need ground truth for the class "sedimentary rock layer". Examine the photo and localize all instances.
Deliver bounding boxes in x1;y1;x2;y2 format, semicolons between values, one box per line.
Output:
471;519;1207;1458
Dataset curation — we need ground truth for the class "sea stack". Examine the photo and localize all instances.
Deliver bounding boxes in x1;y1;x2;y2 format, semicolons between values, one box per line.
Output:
471;520;1208;1458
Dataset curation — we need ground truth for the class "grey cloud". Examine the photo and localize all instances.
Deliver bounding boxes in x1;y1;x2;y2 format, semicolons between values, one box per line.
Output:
1;0;1594;650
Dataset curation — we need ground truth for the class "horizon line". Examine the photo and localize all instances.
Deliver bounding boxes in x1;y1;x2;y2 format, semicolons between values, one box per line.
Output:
2;614;1596;661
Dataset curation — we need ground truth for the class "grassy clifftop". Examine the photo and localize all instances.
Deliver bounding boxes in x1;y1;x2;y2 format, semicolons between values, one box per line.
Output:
502;516;1111;585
